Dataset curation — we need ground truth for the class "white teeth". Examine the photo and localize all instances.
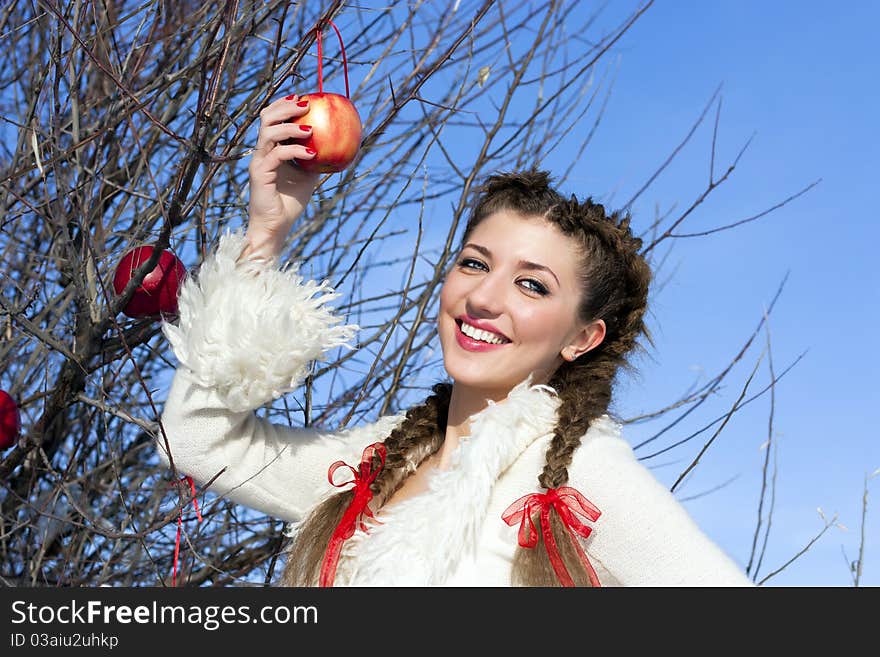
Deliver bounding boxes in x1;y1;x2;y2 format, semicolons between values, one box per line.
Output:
460;321;506;344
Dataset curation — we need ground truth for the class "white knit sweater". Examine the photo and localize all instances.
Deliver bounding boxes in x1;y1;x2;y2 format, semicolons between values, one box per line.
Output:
157;229;754;587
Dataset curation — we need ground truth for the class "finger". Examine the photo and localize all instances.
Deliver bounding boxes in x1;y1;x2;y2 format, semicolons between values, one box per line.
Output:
255;97;310;151
260;122;313;147
259;95;311;128
253;143;316;173
253;122;312;159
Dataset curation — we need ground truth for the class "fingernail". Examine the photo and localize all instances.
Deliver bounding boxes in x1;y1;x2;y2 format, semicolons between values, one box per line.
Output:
305;148;316;155
296;100;309;107
298;124;312;132
285;94;296;100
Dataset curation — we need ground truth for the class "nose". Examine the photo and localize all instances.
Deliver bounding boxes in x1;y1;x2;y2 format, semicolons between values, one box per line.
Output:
465;270;506;317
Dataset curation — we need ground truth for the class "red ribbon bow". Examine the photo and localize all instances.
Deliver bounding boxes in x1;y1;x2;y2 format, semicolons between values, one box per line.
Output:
502;486;602;587
171;475;202;587
319;442;387;587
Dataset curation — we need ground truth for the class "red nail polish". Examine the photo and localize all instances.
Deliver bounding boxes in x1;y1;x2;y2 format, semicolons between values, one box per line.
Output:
298;124;312;131
285;94;296;100
296;100;309;107
305;148;316;155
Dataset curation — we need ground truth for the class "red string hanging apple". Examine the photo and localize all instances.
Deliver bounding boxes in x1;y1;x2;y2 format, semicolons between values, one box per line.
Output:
113;246;187;319
0;389;20;450
291;20;362;173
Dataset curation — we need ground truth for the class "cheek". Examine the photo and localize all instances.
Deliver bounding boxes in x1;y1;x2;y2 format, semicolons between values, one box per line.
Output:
514;303;571;345
439;273;465;312
438;281;458;334
513;304;552;340
438;281;452;315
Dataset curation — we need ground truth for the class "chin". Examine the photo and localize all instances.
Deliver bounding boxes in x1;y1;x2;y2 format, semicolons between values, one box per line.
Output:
439;323;528;396
441;355;514;397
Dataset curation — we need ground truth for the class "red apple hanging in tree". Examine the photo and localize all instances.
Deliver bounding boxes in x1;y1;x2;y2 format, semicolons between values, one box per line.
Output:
113;246;187;318
294;92;362;174
0;389;20;449
291;20;362;174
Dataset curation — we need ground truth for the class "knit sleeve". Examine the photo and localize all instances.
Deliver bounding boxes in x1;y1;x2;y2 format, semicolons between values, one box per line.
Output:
156;369;404;523
156;228;402;522
573;418;755;587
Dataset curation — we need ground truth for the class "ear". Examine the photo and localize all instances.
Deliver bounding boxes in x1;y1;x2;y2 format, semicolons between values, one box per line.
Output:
561;319;606;362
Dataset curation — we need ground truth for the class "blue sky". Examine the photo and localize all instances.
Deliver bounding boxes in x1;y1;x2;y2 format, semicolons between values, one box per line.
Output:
545;1;879;585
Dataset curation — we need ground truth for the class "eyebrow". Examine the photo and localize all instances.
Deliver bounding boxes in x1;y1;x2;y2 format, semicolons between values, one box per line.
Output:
461;242;560;286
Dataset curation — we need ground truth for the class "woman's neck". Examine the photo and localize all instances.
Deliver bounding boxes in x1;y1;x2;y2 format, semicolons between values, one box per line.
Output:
437;382;509;469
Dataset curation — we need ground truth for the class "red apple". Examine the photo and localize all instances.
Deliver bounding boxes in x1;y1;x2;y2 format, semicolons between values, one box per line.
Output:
0;389;20;449
113;246;187;318
293;92;362;173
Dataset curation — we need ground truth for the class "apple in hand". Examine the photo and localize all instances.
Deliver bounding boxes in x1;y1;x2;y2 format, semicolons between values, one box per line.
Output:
113;246;187;318
0;389;20;449
293;92;362;173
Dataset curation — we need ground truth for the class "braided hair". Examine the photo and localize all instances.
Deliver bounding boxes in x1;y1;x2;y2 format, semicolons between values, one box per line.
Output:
280;171;651;587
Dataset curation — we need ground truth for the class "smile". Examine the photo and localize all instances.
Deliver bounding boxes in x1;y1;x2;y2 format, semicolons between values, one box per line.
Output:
454;319;511;351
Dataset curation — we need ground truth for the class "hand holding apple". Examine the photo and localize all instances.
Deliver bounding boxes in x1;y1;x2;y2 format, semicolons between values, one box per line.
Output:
244;95;323;261
240;19;361;262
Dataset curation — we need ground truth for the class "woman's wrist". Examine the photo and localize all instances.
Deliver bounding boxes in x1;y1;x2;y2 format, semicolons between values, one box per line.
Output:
237;228;286;263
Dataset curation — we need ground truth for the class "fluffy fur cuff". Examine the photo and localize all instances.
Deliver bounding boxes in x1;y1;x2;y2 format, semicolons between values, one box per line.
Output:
161;228;358;412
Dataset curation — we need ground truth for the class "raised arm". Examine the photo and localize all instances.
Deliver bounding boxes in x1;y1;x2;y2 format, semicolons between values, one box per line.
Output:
156;96;390;523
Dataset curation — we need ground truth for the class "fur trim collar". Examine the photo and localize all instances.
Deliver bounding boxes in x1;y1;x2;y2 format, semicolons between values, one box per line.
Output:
334;377;560;586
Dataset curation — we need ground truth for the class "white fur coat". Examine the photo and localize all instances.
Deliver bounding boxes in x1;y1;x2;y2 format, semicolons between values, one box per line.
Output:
157;229;753;587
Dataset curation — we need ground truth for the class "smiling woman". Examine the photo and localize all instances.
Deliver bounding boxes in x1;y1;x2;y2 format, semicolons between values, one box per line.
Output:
155;95;754;587
439;210;606;402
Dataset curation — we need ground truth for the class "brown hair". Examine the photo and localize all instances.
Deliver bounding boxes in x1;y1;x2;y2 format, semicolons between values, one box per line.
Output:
281;171;652;586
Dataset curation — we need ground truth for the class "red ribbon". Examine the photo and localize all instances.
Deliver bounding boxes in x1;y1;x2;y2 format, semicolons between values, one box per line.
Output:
315;19;350;97
171;475;202;587
319;443;386;587
502;486;602;587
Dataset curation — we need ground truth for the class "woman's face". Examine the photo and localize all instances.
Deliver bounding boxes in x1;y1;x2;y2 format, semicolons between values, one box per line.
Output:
438;210;605;400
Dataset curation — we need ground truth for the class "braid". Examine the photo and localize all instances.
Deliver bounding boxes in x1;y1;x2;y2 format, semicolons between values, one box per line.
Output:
470;173;652;586
538;358;610;489
372;382;452;507
280;383;452;586
511;360;614;586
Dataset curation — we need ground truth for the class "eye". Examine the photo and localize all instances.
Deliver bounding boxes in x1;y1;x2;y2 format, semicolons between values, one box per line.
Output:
518;278;549;296
457;257;488;272
457;258;550;297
